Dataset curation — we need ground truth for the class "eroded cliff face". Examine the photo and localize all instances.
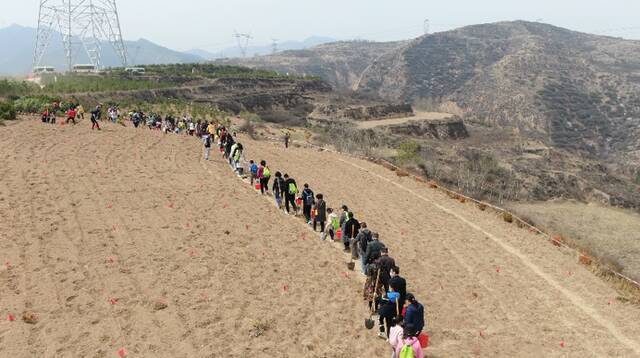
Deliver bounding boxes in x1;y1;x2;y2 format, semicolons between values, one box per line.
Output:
384;118;469;139
313;103;413;121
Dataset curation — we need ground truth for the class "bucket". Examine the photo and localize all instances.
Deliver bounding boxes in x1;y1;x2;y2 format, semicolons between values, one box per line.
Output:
295;198;302;206
255;183;261;190
418;332;429;348
336;230;342;239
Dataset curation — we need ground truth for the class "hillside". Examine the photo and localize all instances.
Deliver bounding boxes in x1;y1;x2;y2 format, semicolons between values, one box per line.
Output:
225;22;640;159
1;119;639;356
220;40;407;91
0;25;203;75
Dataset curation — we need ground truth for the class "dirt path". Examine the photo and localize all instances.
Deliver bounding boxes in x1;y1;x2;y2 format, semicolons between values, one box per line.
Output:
1;120;640;357
355;112;453;129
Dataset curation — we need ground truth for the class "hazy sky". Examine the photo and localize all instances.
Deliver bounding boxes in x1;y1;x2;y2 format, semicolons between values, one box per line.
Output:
1;0;639;51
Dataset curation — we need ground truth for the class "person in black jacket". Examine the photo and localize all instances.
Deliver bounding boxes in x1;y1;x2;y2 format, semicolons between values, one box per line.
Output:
300;184;315;224
272;172;286;209
313;193;326;232
342;212;360;252
389;266;407;308
377;248;396;291
365;232;385;265
283;174;298;214
404;293;425;335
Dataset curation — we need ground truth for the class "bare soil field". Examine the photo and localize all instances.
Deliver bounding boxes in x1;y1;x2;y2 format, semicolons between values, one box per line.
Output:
508;201;640;281
355;112;453;129
1;119;640;357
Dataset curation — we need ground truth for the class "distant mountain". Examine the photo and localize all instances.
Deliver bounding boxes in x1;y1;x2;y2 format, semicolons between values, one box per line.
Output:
0;24;203;75
190;36;337;60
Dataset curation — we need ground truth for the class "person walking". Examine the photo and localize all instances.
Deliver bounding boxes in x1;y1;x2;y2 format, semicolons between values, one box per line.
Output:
343;212;360;253
389;266;407;309
76;104;84;119
203;133;212;160
66;107;77;125
258;161;270;195
403;293;425;336
365;232;386;266
377;248;396;291
90;106;101;130
395;325;424;358
283;174;298;214
321;208;339;241
356;223;373;273
301;184;315;224
272;172;286;208
249;160;259;186
313;193;326;233
387;316;404;358
284;132;290;148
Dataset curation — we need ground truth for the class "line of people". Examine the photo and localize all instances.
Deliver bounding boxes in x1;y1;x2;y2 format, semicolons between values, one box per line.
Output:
40;104;428;357
204;122;428;358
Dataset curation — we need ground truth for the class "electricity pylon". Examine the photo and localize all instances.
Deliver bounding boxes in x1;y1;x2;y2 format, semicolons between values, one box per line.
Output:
233;31;252;58
33;0;128;71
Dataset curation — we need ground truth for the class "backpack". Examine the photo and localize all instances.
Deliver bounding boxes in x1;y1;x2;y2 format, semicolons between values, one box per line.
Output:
288;182;298;195
399;343;415;358
263;167;271;178
204;136;211;147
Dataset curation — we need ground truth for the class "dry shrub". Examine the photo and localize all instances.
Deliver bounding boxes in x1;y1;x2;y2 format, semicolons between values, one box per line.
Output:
249;319;273;338
459;196;466;203
396;169;410;177
428;180;438;189
477;203;487;211
502;212;513;223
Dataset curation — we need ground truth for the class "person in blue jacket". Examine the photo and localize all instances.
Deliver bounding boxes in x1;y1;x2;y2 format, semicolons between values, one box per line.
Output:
403;293;424;335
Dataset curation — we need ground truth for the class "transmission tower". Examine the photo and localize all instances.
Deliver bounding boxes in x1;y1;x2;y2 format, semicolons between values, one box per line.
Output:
423;19;430;35
33;0;128;72
271;38;279;54
233;31;252;58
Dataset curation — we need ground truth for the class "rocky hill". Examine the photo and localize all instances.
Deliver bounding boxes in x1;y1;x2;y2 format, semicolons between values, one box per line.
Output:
219;41;407;91
228;21;640;165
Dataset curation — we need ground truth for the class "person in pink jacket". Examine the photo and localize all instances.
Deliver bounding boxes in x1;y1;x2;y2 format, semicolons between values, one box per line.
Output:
395;325;424;358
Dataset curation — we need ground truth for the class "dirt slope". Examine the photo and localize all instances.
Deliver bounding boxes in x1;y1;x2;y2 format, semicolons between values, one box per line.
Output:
1;119;640;357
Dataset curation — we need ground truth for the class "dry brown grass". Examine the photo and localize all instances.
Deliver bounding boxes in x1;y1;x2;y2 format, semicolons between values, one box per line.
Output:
502;212;513;223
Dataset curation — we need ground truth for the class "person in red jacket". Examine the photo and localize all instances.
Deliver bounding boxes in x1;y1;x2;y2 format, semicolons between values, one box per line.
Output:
66;107;77;125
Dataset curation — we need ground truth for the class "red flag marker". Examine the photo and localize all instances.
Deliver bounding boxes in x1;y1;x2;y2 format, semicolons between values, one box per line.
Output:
107;256;115;263
8;313;15;322
188;249;196;257
566;271;573;277
223;203;228;208
167;203;174;209
109;298;118;305
245;224;249;230
185;223;191;229
106;203;113;209
112;225;117;231
560;340;565;348
495;267;501;273
479;330;484;337
117;347;127;357
4;261;10;268
282;284;289;292
341;272;349;278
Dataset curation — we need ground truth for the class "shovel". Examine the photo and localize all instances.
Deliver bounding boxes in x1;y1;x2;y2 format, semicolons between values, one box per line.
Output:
364;268;381;329
346;259;355;271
